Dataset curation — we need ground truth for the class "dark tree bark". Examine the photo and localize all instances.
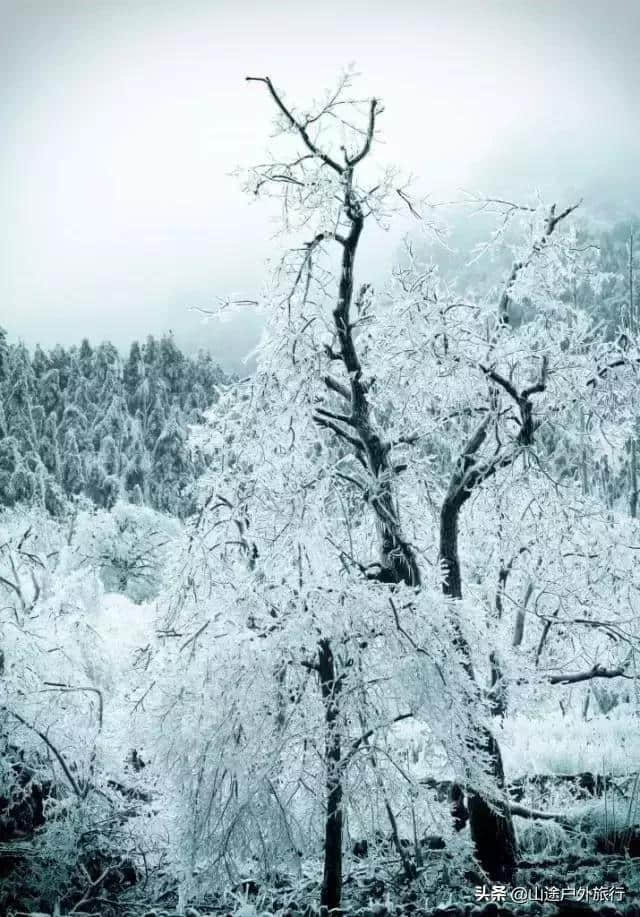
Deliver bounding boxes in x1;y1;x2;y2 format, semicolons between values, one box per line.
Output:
317;196;421;588
549;663;628;685
440;488;517;881
488;651;507;718
248;79;581;897
437;230;574;875
466;735;517;882
248;76;410;914
630;438;638;519
438;353;550;877
449;781;469;831
318;639;343;916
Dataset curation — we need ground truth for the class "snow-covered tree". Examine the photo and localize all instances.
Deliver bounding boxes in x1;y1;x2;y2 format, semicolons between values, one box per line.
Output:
61;429;85;495
140;74;640;913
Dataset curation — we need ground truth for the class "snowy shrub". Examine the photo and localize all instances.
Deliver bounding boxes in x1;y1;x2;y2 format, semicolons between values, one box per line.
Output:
73;500;181;602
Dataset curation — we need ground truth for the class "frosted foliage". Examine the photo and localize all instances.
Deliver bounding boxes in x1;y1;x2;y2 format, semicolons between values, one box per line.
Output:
4;74;640;910
0;507;158;826
73;500;180;601
135;81;640;894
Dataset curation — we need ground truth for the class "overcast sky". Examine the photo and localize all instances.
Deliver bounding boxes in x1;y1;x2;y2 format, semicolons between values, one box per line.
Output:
1;0;639;369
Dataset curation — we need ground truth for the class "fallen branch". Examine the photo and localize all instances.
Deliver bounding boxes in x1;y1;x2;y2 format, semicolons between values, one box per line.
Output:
508;801;571;826
548;664;630;685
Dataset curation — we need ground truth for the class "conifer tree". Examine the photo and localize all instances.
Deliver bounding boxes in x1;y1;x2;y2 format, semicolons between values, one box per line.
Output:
0;326;8;382
0;333;226;515
40;412;61;478
61;428;85;495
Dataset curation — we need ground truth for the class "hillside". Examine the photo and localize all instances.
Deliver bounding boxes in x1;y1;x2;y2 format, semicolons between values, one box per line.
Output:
0;331;228;518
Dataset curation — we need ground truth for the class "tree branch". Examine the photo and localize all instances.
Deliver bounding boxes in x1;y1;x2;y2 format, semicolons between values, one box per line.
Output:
498;200;581;324
324;374;351;401
548;664;630;685
344;712;413;765
315;406;358;428
1;706;82;797
346;98;379;166
246;76;345;174
313;414;364;451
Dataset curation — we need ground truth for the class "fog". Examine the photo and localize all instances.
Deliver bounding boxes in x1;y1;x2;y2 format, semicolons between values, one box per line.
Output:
1;0;639;370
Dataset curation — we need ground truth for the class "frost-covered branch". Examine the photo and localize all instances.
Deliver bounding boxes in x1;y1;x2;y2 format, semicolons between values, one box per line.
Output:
548;664;630;685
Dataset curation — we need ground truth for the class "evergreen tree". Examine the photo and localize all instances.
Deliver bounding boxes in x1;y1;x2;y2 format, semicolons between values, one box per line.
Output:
0;332;227;515
158;332;184;396
40;412;61;478
142;334;158;367
0;326;8;383
10;462;35;505
123;340;144;408
79;337;94;376
61;429;85;495
102;474;121;510
100;434;119;477
31;403;45;440
31;343;51;378
84;455;108;507
0;437;20;506
39;368;62;417
60;404;89;451
150;410;191;515
145;394;166;450
49;343;73;390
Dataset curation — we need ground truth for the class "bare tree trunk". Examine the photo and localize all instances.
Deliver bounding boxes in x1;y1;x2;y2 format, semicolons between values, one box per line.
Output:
579;406;590;496
512;602;526;648
248;77;579;893
466;735;516;882
318;639;343;915
437;259;564;876
513;571;538;648
488;651;507;718
601;455;613;508
440;497;517;882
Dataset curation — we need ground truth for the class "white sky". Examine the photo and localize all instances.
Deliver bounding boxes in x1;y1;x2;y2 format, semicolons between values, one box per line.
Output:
1;0;639;368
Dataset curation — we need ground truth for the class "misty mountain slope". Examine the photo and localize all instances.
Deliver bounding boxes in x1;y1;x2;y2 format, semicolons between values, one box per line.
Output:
0;330;229;518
